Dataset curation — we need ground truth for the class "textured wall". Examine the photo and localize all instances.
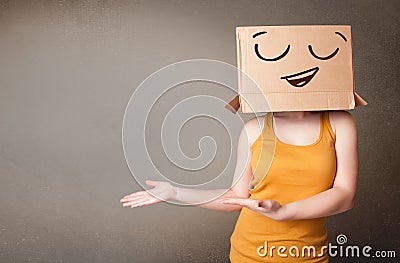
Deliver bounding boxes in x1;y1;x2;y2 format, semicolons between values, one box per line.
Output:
0;0;399;262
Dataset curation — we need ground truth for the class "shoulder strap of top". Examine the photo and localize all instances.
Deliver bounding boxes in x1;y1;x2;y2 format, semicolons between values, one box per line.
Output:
264;112;275;137
249;112;276;191
322;111;336;141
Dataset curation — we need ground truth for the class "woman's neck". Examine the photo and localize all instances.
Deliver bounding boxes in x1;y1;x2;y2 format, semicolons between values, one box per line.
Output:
272;111;316;119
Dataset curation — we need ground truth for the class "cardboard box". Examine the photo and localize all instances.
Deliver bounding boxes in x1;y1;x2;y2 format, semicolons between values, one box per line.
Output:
226;25;367;113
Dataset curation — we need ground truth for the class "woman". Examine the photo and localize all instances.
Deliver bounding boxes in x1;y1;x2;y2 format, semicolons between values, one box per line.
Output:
120;110;358;262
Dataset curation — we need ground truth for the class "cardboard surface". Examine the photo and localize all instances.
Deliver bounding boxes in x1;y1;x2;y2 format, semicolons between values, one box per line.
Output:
226;25;367;113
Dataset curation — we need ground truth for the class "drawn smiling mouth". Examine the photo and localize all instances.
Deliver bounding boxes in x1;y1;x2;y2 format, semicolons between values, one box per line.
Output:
280;67;319;88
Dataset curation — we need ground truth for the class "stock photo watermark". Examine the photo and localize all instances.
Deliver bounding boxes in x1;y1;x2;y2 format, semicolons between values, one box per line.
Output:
122;59;272;205
257;234;396;259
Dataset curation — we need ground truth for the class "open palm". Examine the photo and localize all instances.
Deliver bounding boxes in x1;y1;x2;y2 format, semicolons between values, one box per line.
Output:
220;197;283;220
120;180;176;208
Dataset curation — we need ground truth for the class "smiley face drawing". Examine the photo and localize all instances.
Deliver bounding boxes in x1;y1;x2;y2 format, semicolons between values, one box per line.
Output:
234;25;367;113
253;30;348;88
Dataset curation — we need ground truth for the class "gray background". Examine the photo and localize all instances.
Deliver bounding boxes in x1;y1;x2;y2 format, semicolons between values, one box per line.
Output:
0;0;399;262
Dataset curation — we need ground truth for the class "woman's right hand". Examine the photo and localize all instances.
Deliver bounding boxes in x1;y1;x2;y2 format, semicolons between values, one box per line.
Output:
120;180;177;208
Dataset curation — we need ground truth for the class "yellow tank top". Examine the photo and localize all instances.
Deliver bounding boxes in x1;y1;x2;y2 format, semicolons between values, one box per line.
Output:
230;111;337;263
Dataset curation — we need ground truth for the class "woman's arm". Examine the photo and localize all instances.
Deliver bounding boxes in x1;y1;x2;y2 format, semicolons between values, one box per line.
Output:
120;117;264;212
221;111;359;221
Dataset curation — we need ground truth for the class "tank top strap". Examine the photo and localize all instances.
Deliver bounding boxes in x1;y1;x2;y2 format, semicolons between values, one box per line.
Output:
263;112;275;137
321;111;336;142
248;113;276;191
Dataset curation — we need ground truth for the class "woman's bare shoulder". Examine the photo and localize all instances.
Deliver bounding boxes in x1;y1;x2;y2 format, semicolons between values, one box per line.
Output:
242;115;267;147
327;110;357;135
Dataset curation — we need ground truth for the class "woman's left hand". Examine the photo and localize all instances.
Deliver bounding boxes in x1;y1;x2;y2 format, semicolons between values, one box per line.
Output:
220;197;287;221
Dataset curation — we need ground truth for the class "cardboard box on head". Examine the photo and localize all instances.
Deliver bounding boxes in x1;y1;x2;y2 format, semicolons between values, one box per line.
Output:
225;25;367;113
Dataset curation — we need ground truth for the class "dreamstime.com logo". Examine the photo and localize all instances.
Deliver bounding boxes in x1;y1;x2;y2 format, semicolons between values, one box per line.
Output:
257;234;396;259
